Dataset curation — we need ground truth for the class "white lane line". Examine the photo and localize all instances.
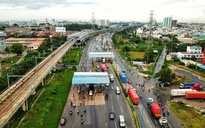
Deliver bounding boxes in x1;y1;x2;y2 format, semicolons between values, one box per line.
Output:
112;106;114;112
115;122;117;128
117;95;119;100
105;122;108;128
72;124;74;128
105;106;106;113
111;86;113;89
120;106;123;113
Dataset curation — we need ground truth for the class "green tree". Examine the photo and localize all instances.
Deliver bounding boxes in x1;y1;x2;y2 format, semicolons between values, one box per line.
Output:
154;67;172;82
10;43;24;55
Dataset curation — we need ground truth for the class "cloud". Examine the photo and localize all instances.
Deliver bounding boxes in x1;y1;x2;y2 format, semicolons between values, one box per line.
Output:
0;0;97;10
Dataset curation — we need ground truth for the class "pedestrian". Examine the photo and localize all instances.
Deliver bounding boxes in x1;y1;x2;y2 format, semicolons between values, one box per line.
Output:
80;112;83;118
167;111;169;116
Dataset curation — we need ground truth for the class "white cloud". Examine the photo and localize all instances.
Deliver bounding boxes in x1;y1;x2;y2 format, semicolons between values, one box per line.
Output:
0;0;204;22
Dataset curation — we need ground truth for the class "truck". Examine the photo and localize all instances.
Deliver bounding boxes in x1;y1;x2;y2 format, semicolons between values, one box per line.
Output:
150;102;161;118
191;83;204;91
179;82;197;89
171;89;197;97
147;98;154;107
101;64;107;72
119;72;127;83
109;74;114;82
186;92;205;99
128;88;139;105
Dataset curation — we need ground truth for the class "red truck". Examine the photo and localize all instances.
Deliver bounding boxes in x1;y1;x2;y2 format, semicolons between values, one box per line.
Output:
150;103;161;118
128;88;139;105
101;64;107;72
190;84;204;91
186;92;205;99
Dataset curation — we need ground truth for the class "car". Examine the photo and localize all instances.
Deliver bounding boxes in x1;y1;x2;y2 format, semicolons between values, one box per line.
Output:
89;90;93;96
159;82;170;87
119;115;126;127
116;87;121;94
127;80;132;84
109;112;115;120
60;117;66;126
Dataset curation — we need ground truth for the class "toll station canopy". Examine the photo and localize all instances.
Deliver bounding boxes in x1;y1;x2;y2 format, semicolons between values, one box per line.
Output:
88;52;114;58
72;72;110;84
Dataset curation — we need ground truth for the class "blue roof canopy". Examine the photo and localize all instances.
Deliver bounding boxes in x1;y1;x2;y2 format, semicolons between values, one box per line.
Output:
72;72;110;84
198;64;205;70
89;52;114;58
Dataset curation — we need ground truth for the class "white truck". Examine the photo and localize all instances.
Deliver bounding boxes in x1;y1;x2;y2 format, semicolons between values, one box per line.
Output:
109;74;114;82
171;89;197;97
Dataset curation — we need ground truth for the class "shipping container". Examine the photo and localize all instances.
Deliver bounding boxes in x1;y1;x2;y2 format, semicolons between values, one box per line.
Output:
186;92;205;99
150;103;161;118
119;72;127;83
128;88;139;105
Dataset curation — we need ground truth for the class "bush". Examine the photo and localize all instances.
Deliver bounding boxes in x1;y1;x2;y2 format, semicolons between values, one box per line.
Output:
179;62;185;65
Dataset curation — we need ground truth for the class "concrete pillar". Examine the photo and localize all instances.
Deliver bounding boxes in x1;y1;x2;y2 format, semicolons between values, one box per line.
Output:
53;65;56;72
22;99;28;111
31;90;36;95
42;78;47;86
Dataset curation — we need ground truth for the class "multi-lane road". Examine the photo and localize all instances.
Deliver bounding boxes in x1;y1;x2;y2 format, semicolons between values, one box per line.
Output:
60;34;134;128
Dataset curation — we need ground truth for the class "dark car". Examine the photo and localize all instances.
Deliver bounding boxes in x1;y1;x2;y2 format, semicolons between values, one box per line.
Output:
60;117;66;126
159;82;170;87
109;112;115;120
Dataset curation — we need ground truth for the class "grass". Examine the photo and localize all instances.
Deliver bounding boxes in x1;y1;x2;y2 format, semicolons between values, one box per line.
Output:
16;69;75;128
1;56;20;70
63;48;82;65
168;101;205;128
129;51;145;59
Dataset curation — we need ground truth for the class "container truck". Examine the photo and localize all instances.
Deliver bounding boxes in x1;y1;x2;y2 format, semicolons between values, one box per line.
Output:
179;82;197;89
119;72;127;83
186;92;205;99
109;74;114;82
150;102;161;118
128;88;139;105
171;89;197;97
191;83;204;91
101;64;107;72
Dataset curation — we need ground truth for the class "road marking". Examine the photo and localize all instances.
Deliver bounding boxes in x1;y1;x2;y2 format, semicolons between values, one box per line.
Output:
105;106;106;113
111;86;113;89
120;106;123;113
115;122;117;128
117;95;119;100
105;122;108;128
72;124;74;128
112;106;114;112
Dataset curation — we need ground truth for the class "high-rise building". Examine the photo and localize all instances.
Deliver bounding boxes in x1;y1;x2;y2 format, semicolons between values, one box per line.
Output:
172;20;177;27
163;17;172;28
0;32;7;52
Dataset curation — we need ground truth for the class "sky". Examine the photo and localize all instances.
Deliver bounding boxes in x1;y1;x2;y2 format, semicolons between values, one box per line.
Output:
0;0;205;22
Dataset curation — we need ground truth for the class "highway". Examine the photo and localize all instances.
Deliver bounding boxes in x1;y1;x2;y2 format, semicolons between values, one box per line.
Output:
61;33;134;128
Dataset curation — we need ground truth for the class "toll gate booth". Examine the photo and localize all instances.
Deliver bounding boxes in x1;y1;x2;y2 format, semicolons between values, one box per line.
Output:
70;72;109;106
88;52;115;63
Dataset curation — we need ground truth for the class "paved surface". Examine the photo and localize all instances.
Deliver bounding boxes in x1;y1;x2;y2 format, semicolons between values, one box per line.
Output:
60;34;134;128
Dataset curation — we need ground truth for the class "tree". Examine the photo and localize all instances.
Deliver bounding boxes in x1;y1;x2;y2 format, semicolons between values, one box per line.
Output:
154;67;172;82
10;43;24;55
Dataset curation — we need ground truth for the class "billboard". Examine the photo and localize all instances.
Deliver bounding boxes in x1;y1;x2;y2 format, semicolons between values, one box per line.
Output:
55;27;66;32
